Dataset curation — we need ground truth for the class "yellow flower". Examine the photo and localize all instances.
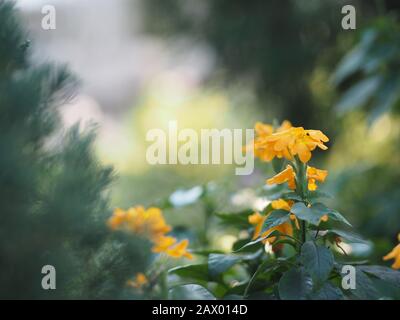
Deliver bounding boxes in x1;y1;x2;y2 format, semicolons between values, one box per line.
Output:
127;272;148;289
107;207;128;230
383;234;400;269
152;235;177;253
262;126;329;163
266;165;296;190
306;166;328;191
252;120;293;162
165;239;193;259
107;206;192;259
107;206;171;240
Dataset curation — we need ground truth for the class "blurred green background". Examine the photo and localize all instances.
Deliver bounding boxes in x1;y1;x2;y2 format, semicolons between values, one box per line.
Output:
1;0;399;298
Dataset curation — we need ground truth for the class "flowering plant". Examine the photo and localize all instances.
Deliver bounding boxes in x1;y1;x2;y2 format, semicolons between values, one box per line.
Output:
109;120;400;300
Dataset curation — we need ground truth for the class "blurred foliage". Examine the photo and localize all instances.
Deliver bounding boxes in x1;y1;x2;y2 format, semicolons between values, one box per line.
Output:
0;1;150;299
333;16;400;123
138;0;393;129
330;13;400;256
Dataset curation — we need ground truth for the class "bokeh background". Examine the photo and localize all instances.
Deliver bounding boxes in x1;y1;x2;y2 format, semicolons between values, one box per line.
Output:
2;0;399;298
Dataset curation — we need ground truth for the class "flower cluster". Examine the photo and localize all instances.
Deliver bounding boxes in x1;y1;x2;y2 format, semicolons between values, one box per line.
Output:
252;120;329;163
249;120;330;244
107;206;193;259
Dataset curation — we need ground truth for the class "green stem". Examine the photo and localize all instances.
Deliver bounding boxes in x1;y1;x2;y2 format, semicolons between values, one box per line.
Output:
244;259;271;298
301;220;306;244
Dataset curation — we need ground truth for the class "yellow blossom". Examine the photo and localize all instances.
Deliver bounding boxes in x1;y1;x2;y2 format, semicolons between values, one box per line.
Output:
152;235;177;253
307;166;328;191
165;239;193;259
107;206;192;259
252;120;293;161
383;234;400;269
260;126;329;163
107;207;128;230
266;165;296;190
127;273;148;289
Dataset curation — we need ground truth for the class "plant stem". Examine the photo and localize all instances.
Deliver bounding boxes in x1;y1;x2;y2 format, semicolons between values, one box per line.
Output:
301;220;306;244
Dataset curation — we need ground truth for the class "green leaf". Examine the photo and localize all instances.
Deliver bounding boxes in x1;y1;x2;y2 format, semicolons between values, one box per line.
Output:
350;267;380;299
291;202;352;227
168;264;209;282
278;267;313;300
261;209;290;232
208;254;240;278
234;230;281;252
169;284;216;300
308;190;333;201
326;229;368;244
272;157;285;174
332;29;377;85
336;75;382;114
310;282;344;300
290;202;324;225
215;209;254;228
190;249;225;256
358;265;400;288
301;241;334;285
276;192;303;202
321;205;352;227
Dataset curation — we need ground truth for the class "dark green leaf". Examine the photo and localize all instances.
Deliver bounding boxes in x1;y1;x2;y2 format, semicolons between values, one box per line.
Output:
278;267;313;300
290;202;324;225
208;254;240;278
350;267;380;299
358;265;400;288
326;229;368;244
261;209;290;232
234;230;281;252
168;264;209;282
308;190;333;201
310;282;344;300
272;157;285;174
292;202;352;227
276;192;303;202
169;284;216;300
301;241;334;284
215;209;254;228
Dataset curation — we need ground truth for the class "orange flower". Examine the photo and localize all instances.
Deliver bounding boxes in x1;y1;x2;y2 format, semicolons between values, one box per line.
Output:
166;239;193;259
107;206;192;259
127;273;148;289
383;234;400;269
307;166;328;191
107;207;128;230
266;165;296;190
152;235;177;253
261;126;329;163
252;120;293;162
